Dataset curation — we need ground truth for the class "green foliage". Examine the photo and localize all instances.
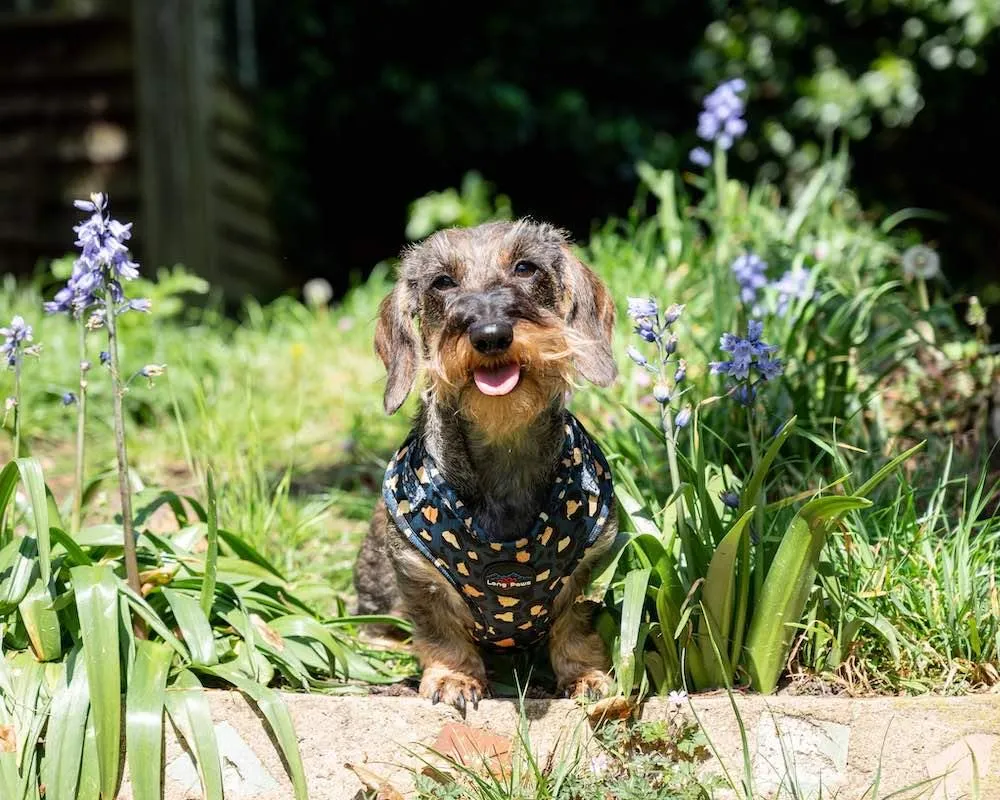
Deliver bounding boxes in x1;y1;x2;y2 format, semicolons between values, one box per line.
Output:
410;704;718;800
584;146;999;696
407;171;513;241
695;1;1000;173
0;458;414;797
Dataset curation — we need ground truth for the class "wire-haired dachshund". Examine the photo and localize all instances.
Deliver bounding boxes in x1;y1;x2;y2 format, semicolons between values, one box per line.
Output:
354;219;619;712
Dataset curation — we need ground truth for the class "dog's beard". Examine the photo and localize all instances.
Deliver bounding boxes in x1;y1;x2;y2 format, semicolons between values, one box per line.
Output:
429;318;580;442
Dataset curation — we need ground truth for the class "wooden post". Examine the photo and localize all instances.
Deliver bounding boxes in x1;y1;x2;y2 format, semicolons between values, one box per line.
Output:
131;0;221;286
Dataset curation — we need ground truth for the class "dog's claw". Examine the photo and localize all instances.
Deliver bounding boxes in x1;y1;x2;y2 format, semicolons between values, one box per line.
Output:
432;690;442;705
455;692;467;715
470;688;480;710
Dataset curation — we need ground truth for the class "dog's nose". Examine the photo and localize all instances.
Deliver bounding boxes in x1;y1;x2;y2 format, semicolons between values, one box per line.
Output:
469;321;514;355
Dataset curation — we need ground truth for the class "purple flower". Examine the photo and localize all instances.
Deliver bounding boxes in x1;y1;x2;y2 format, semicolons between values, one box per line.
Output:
45;193;142;317
771;267;814;317
100;351;111;366
62;392;77;406
121;298;152;314
690;147;712;167
634;319;658;342
664;304;685;325
695;79;749;154
711;320;783;407
675;406;692;428
627;297;658;320
626;345;648;367
731;252;769;307
673;360;687;383
720;491;740;509
1;316;34;368
653;383;671;404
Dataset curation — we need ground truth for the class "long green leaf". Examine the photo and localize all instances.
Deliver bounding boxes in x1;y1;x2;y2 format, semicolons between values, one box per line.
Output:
164;669;223;800
745;496;871;693
0;458;51;613
698;508;754;686
163;588;218;666
77;710;101;800
199;470;219;615
126;641;174;800
618;567;651;698
202;664;309;800
40;652;90;800
18;576;62;662
736;416;796;518
72;565;122;800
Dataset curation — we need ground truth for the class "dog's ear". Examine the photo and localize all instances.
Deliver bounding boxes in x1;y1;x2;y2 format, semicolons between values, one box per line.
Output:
374;282;419;414
562;246;617;387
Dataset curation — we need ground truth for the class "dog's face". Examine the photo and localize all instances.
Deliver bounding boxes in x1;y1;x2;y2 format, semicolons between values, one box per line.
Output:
375;220;617;440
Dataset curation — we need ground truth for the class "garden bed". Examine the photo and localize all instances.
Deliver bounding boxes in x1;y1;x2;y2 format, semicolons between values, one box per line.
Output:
118;691;1000;800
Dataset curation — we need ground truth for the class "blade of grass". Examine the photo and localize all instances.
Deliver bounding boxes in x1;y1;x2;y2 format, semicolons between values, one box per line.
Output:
199;470;219;615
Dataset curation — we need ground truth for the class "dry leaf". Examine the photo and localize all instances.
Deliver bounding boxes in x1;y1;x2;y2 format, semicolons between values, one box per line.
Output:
344;761;404;800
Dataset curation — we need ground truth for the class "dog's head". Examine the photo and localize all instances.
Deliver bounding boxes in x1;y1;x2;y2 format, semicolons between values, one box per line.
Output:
375;219;616;440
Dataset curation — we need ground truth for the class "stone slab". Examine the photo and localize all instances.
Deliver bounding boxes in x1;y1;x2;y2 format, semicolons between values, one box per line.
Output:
115;692;1000;800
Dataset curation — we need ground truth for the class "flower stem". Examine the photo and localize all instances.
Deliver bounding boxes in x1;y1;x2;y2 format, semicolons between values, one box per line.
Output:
104;297;145;637
12;358;21;460
746;407;766;599
71;320;87;534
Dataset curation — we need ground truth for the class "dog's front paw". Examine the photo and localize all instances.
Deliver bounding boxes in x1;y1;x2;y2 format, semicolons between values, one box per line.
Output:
420;666;488;714
564;669;611;701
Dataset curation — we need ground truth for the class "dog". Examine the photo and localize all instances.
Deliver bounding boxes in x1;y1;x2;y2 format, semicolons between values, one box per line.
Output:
353;218;619;712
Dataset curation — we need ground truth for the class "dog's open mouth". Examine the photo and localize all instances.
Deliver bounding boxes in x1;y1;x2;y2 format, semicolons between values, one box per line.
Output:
472;363;521;396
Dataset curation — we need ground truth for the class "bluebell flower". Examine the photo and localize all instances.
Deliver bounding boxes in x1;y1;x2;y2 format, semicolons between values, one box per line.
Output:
627;297;658;320
626;345;648;367
689;147;712;167
691;78;749;165
44;193;149;317
675;405;692;428
653;383;671;404
99;351;111;366
771;267;813;317
664;304;685;325
664;334;678;355
731;252;769;308
710;320;783;408
1;316;33;368
634;319;659;343
139;364;166;379
62;392;77;406
720;491;740;509
673;360;687;383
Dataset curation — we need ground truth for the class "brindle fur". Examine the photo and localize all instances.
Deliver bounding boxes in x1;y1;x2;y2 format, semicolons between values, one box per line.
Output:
353;219;618;711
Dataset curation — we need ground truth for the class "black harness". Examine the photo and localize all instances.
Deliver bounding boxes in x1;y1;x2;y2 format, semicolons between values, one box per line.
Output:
383;414;614;651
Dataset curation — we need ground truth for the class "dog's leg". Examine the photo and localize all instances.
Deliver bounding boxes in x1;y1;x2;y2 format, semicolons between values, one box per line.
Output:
548;598;611;699
390;541;488;713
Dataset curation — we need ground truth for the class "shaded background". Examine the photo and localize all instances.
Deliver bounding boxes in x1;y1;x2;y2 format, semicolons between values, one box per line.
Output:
2;0;999;314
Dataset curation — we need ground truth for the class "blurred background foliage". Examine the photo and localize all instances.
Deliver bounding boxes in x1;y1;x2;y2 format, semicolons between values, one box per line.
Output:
254;0;1000;321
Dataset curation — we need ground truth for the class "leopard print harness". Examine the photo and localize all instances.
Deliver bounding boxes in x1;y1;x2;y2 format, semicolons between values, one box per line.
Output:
383;413;614;651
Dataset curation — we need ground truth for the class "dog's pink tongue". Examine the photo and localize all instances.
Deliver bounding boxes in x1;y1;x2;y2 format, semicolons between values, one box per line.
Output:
473;363;521;396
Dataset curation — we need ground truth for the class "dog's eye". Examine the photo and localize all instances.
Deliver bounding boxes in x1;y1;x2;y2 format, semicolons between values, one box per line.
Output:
431;274;458;291
513;260;538;278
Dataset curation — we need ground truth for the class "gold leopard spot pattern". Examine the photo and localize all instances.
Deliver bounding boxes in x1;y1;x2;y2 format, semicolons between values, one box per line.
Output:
385;413;613;651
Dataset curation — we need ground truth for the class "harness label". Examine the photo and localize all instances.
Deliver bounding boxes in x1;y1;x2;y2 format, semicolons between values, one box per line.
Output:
483;561;535;593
